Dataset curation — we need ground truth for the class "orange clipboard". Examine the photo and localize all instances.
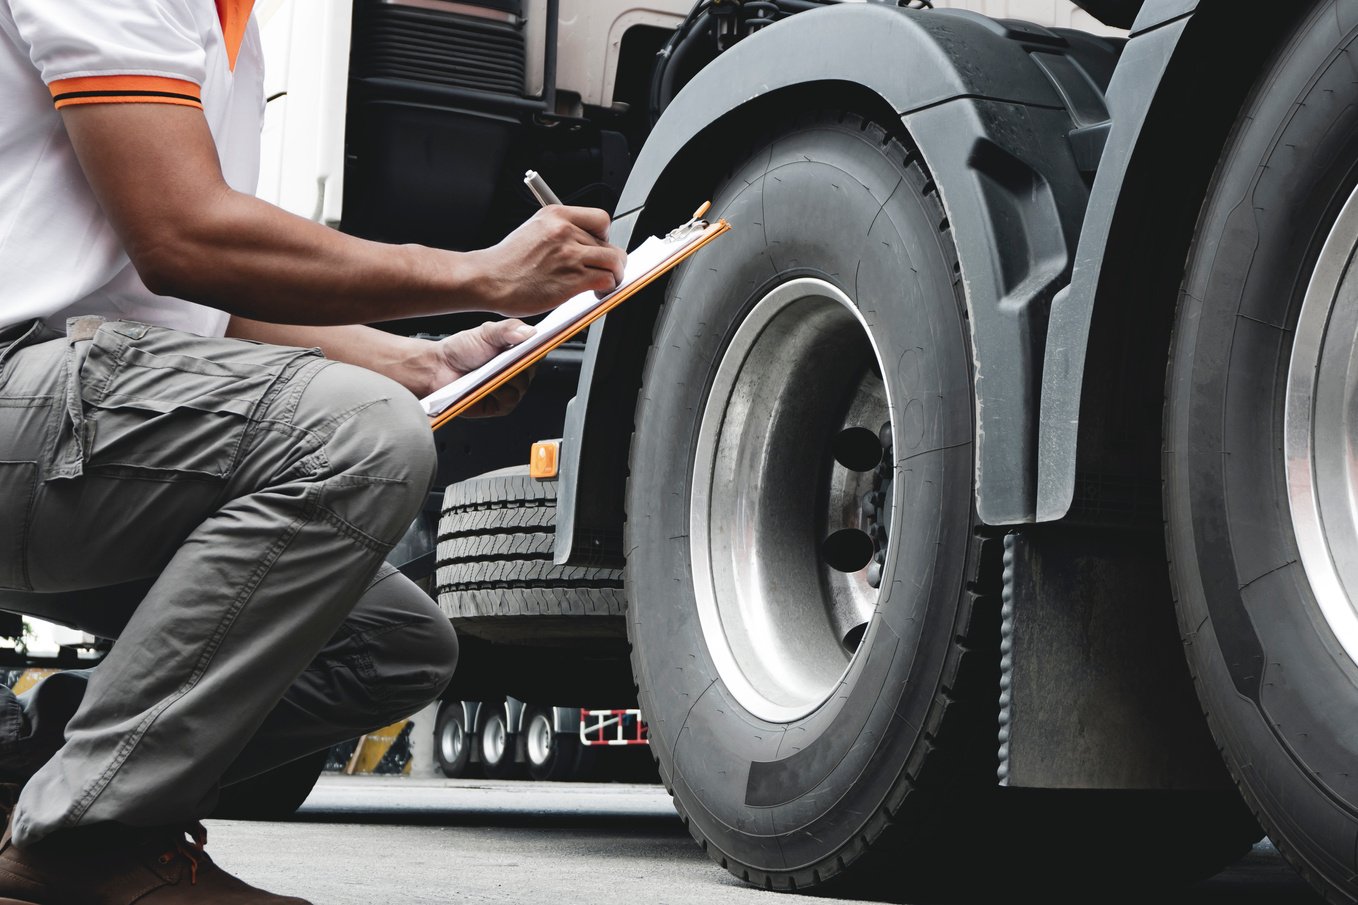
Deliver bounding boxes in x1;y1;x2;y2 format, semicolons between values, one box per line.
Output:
425;215;730;430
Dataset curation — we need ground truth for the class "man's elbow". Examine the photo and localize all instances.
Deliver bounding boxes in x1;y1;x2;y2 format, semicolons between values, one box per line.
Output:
131;234;200;300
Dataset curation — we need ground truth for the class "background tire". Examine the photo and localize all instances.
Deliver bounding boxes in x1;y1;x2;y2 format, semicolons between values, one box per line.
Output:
436;466;623;634
626;111;997;894
1166;3;1358;901
522;705;580;782
212;749;327;820
477;704;521;780
436;467;634;703
433;700;474;779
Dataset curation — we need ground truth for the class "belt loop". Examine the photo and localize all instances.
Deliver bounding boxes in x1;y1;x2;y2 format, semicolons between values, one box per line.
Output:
53;317;106;480
66;316;105;343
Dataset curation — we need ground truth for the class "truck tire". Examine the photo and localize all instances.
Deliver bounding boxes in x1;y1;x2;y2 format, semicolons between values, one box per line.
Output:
625;112;1000;894
1166;4;1358;901
436;466;624;635
437;466;635;702
522;705;580;782
434;700;473;779
212;749;327;820
478;704;521;780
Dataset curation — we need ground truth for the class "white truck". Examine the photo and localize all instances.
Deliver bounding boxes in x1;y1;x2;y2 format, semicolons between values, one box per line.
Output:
260;1;1358;901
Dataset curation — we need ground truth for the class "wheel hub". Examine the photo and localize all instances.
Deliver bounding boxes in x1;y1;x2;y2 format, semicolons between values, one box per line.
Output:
482;715;506;763
690;278;895;723
1286;180;1358;667
526;713;553;766
440;717;464;763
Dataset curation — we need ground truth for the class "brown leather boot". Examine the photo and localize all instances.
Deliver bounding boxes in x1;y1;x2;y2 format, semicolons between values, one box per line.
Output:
0;819;312;904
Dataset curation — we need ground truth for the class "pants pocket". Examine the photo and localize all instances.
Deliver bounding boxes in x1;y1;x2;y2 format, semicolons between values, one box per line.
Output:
76;322;322;480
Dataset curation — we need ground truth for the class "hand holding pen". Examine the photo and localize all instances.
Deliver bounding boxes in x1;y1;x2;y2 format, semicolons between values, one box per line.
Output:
471;170;626;318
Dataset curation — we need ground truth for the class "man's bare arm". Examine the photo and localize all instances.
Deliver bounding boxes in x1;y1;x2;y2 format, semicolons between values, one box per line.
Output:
225;320;434;392
226;318;536;413
60;104;625;325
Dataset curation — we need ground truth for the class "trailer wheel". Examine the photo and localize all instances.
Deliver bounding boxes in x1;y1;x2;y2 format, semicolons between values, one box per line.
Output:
434;701;473;779
522;705;579;782
477;705;520;780
625;112;999;894
1166;4;1358;901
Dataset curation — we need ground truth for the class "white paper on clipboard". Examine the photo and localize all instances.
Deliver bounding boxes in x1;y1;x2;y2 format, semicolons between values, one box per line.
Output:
419;227;712;419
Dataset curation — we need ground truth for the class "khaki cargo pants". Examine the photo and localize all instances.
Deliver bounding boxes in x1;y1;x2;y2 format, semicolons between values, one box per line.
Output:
0;318;457;847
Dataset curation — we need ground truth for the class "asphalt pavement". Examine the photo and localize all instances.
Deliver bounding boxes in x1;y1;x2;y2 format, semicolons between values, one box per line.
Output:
204;776;1323;905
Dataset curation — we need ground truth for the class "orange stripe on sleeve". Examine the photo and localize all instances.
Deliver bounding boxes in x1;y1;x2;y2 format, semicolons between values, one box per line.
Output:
49;76;203;110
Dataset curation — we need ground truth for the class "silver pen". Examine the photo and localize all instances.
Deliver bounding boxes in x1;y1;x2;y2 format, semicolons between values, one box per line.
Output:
524;170;563;207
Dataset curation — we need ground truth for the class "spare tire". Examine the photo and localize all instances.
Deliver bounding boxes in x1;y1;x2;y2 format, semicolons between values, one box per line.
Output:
436;466;623;642
436;467;633;702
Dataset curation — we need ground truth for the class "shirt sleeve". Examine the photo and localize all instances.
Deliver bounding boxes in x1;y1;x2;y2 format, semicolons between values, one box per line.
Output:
7;0;207;110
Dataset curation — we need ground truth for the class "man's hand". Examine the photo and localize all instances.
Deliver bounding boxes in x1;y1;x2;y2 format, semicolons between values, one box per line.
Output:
426;320;538;418
475;206;628;318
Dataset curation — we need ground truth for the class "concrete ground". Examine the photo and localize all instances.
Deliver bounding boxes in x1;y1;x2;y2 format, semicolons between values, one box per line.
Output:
205;776;1323;905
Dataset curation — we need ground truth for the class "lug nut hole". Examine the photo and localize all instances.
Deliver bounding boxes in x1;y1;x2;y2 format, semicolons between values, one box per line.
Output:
842;622;868;653
833;427;883;472
821;528;875;574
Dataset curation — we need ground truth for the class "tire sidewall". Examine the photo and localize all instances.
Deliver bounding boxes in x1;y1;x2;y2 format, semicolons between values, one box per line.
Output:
1167;1;1358;889
626;118;976;873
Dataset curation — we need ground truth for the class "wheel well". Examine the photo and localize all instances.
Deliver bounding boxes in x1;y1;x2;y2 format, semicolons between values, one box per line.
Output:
1067;1;1314;530
569;84;913;568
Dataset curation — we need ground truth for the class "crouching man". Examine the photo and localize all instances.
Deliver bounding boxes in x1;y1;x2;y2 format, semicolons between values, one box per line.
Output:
0;1;625;901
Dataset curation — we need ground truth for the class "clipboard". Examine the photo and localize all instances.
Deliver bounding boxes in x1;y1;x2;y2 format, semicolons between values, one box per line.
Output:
422;213;731;430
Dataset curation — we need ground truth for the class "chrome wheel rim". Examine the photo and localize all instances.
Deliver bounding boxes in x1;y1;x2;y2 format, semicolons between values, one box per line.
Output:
690;278;894;723
482;713;507;764
526;713;553;766
1286;181;1358;667
440;714;465;764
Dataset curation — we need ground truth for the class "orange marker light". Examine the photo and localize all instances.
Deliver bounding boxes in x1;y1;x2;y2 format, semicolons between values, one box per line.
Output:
530;440;560;480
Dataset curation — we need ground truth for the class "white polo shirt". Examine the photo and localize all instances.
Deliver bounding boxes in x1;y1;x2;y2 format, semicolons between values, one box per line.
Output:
0;0;263;337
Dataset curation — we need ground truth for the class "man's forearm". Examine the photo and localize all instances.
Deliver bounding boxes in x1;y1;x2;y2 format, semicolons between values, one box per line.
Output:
226;320;441;397
141;189;500;327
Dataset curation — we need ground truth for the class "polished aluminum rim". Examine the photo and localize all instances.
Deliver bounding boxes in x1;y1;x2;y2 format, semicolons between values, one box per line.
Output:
1286;181;1358;667
690;278;894;723
482;712;507;764
526;712;553;766
440;714;465;764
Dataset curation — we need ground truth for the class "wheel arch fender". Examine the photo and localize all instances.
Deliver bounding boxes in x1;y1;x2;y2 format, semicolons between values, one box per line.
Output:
1035;0;1320;521
459;700;479;735
505;696;525;735
551;705;581;735
554;3;1107;564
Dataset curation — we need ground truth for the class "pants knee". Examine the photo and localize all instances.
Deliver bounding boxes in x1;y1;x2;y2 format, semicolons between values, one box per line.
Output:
360;573;458;719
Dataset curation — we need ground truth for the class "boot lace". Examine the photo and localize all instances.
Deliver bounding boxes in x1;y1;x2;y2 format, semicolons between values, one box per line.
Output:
157;822;208;885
